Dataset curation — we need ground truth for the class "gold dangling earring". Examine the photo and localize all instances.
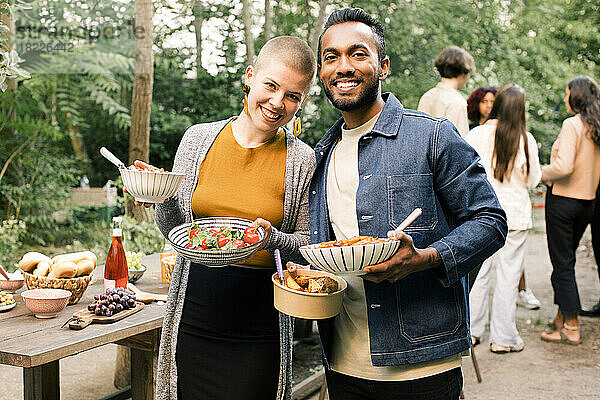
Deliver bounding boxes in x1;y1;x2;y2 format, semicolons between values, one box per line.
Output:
293;107;302;137
242;84;250;115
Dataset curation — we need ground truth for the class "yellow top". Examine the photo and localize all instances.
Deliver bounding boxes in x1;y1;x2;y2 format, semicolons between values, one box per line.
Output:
191;121;286;268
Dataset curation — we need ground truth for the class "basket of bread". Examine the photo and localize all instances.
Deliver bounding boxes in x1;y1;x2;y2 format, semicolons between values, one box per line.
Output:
18;251;97;305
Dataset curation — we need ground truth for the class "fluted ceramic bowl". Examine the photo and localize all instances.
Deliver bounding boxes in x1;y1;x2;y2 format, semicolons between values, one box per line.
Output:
299;239;402;276
120;167;184;203
21;288;71;318
0;278;25;293
167;217;266;267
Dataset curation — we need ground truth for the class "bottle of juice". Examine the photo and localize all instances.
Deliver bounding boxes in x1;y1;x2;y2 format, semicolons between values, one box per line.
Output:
104;216;128;290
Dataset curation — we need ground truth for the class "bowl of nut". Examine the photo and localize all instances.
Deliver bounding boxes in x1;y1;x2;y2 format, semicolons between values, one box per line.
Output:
0;290;16;312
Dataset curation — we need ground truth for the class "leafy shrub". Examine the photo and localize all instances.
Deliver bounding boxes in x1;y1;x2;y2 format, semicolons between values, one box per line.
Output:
122;215;165;255
0;219;26;272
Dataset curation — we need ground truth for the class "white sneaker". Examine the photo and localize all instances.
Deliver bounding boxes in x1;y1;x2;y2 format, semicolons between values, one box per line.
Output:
518;288;541;310
490;341;525;354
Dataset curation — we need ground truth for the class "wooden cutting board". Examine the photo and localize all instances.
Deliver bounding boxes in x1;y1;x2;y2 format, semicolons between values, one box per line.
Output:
67;302;144;330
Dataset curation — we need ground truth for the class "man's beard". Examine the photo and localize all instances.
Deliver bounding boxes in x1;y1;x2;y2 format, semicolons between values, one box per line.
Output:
323;71;380;112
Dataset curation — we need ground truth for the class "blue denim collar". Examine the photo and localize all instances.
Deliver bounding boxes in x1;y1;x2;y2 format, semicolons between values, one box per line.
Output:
315;92;405;152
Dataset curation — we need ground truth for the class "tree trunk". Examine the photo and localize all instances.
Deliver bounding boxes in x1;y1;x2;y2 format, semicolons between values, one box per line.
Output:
242;0;255;63
65;113;91;176
192;0;204;73
309;0;329;55
127;0;154;223
264;0;272;41
118;0;154;380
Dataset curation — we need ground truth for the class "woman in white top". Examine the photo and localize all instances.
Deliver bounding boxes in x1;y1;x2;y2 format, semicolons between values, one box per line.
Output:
466;84;542;353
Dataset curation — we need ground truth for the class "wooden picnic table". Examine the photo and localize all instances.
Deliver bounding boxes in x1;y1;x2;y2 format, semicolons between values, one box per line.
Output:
0;254;168;400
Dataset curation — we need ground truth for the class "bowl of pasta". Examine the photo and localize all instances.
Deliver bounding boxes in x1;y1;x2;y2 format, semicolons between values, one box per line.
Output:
299;236;402;276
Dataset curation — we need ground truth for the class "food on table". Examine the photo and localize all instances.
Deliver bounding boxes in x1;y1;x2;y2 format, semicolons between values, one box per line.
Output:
280;263;339;294
126;251;145;271
33;261;51;276
18;252;52;272
87;287;137;317
315;235;391;248
51;251;98;266
185;224;261;251
48;261;77;279
18;251;97;278
0;291;15;306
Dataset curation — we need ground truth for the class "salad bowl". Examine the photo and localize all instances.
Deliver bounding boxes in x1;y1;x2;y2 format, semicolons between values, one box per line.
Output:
167;217;266;267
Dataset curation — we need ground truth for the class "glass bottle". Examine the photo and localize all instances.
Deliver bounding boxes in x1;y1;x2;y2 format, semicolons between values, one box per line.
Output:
104;216;128;290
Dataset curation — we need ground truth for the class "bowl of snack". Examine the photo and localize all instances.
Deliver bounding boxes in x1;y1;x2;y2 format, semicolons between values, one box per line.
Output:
299;236;402;276
167;217;266;267
126;251;147;283
160;253;177;284
272;264;347;319
0;269;25;293
0;290;16;312
19;251;96;305
21;288;71;318
120;163;184;204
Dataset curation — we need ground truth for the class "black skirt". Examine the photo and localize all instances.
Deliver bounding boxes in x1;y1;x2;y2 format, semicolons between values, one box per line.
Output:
176;263;280;400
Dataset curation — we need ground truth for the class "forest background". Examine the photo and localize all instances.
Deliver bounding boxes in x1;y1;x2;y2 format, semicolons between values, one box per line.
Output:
0;0;598;269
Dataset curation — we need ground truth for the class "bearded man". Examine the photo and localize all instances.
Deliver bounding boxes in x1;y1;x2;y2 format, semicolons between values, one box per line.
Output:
309;8;508;400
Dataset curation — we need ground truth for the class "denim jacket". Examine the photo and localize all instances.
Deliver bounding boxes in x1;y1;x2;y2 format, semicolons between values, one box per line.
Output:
311;93;507;366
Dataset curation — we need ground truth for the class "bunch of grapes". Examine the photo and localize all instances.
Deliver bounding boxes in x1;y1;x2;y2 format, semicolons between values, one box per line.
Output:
88;287;137;317
126;250;144;270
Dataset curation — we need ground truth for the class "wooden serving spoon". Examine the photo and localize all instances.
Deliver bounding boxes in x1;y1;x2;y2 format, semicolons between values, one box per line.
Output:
127;283;167;303
0;264;11;281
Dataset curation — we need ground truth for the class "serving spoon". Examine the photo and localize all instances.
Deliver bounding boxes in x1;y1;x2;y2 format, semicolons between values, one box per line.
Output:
99;147;125;169
394;208;423;233
0;264;10;280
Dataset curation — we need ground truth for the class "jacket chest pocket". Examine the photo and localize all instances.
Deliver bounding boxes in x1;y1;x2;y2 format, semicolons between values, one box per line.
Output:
386;174;437;231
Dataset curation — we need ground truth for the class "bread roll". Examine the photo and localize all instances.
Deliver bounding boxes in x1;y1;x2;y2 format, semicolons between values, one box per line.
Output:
47;261;78;279
32;261;51;276
18;252;52;272
75;259;95;277
51;251;97;267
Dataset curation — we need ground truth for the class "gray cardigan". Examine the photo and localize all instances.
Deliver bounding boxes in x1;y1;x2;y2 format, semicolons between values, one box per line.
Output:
154;118;316;400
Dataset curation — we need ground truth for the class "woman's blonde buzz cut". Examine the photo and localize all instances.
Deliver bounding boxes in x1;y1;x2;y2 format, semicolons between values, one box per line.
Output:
253;36;317;87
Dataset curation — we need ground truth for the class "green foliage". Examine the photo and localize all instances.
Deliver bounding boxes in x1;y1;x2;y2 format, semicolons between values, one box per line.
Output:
0;219;26;271
0;89;81;248
122;215;165;255
0;0;31;91
2;0;599;260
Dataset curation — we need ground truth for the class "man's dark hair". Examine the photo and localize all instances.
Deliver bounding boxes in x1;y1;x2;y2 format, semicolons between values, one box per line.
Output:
317;8;385;67
434;46;475;78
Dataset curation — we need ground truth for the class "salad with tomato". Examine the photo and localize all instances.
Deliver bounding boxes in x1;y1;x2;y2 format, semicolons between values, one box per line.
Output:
186;224;262;251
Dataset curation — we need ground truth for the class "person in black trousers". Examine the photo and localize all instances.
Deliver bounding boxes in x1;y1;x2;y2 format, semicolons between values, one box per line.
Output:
580;184;600;317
